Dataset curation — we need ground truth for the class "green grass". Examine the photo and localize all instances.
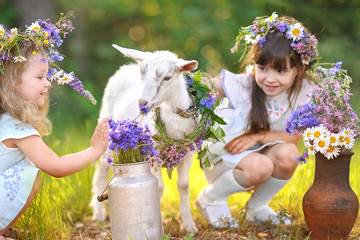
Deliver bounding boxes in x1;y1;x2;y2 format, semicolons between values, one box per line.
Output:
12;124;360;239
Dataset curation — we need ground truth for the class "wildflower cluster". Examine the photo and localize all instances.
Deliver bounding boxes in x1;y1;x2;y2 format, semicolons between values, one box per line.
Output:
285;62;359;163
231;12;318;65
152;72;226;178
0;12;96;104
106;118;159;164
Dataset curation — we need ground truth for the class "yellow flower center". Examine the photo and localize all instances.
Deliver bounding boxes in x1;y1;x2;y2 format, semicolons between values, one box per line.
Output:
327;145;334;153
309;146;314;151
345;137;350;144
292;28;300;36
318;140;326;148
33;26;39;31
0;30;4;35
339;136;344;142
344;130;350;134
306;132;311;138
314;131;321;138
329;136;336;143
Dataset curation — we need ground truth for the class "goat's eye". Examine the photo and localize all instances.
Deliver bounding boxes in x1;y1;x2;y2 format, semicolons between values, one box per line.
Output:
163;76;171;81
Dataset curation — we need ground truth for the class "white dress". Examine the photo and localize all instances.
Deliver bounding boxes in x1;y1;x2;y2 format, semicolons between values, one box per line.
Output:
204;70;312;183
0;112;40;230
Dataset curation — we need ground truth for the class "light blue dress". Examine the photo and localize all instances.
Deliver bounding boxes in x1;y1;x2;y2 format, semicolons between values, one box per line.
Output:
0;112;40;230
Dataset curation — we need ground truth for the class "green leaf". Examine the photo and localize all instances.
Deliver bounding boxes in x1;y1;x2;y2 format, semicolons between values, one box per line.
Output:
184;232;195;240
197;84;211;92
197;148;207;159
216;127;226;143
194;72;202;80
211;113;227;125
204;157;211;167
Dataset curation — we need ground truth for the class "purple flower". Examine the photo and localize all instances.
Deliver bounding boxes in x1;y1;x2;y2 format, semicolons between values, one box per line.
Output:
258;37;267;47
296;151;308;164
285;104;320;135
200;95;216;109
139;105;150;115
106;118;158;164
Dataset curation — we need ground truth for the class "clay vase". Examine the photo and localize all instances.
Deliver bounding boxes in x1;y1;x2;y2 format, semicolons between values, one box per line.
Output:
302;151;359;240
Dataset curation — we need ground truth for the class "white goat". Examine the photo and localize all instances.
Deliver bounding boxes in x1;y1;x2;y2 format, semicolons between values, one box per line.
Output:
91;45;199;233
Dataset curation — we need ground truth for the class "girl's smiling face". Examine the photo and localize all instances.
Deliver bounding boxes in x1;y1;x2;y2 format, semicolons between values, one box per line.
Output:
17;52;51;107
254;59;298;97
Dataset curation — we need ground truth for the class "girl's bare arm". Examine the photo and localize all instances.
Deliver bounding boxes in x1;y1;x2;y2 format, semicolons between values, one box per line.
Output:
7;118;109;178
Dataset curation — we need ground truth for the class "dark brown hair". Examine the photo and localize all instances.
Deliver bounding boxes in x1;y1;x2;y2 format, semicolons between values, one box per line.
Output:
243;17;314;134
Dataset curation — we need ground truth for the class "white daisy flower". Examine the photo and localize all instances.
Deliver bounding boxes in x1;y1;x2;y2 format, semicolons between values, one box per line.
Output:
341;128;352;136
304;140;316;156
245;34;257;44
313;137;330;154
246;64;254;75
324;144;340;160
266;12;278;23
10;27;18;36
13;56;27;63
49;70;63;82
343;134;355;150
57;72;74;85
0;25;5;35
287;23;305;41
312;125;329;140
328;133;340;147
337;132;347;147
302;128;314;142
27;22;41;32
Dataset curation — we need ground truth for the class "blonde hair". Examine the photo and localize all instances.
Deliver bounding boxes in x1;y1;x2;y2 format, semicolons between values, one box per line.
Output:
0;39;52;136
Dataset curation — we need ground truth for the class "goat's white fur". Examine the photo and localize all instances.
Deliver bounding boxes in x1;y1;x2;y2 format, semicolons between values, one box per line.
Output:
91;45;199;233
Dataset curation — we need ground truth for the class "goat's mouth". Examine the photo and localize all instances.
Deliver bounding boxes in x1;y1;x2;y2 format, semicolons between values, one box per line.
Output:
148;103;156;111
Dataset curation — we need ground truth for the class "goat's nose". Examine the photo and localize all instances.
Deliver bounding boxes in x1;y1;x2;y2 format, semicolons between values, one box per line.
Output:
139;99;148;106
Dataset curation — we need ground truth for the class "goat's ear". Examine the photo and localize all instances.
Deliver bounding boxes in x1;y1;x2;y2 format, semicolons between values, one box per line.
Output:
112;44;151;62
176;59;198;72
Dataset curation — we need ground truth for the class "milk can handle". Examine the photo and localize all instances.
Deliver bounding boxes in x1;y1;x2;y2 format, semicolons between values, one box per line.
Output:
97;168;128;202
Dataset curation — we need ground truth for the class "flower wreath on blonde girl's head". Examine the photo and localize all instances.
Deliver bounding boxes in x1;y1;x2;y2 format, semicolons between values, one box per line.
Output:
285;62;360;163
149;72;226;178
231;12;319;66
0;11;96;104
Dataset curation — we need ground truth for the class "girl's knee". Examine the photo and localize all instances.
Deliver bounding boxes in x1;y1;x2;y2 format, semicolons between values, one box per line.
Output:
275;143;299;172
235;155;274;186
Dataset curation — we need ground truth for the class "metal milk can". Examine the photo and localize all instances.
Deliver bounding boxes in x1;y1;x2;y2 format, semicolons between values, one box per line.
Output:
98;161;163;240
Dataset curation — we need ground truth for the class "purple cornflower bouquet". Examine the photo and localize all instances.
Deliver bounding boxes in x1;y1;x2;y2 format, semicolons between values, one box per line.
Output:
285;62;360;163
106;118;159;164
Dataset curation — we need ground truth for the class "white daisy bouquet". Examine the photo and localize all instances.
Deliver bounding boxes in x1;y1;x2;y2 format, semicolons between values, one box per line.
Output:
285;62;359;163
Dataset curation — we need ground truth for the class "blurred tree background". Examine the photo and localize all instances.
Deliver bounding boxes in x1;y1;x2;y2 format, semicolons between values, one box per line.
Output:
1;0;360;133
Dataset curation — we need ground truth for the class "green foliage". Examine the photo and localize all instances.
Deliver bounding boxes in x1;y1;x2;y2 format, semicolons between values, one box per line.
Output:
3;1;360;238
1;1;360;129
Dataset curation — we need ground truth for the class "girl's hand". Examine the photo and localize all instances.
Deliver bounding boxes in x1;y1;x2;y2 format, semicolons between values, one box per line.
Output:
225;133;258;155
91;118;109;154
